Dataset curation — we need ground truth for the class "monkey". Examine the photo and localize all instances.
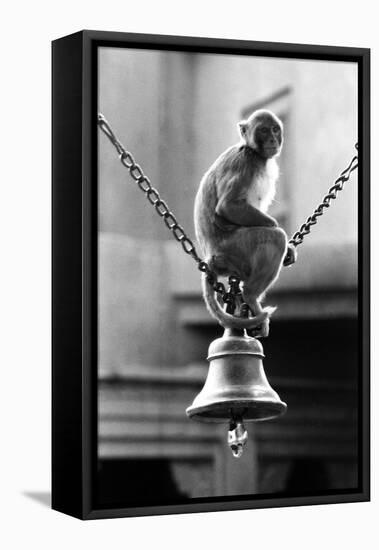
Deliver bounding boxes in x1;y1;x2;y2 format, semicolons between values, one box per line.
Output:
194;109;296;336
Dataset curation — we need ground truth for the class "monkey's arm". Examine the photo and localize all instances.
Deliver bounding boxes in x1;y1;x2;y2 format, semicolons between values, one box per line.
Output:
215;179;278;227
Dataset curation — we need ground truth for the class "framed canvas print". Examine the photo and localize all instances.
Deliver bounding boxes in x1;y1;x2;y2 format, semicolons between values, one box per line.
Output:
52;30;370;520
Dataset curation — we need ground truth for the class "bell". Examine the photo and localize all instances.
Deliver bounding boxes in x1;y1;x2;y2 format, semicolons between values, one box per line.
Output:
186;327;287;457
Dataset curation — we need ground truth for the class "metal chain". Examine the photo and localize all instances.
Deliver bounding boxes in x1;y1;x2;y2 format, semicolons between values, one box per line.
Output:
98;113;238;307
289;143;358;248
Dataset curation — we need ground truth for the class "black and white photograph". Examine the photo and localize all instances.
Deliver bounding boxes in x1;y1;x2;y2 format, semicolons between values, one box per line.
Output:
3;0;378;546
95;42;365;510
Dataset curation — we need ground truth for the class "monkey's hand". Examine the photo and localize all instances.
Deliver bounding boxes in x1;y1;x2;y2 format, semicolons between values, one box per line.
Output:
283;243;297;267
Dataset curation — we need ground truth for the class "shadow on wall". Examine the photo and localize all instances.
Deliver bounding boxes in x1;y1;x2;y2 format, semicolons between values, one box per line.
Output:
23;491;51;508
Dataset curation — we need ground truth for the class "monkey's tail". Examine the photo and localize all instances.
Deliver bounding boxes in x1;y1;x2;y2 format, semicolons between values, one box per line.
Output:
201;273;274;330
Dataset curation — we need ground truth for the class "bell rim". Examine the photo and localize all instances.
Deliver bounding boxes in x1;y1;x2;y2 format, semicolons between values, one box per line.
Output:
186;398;287;423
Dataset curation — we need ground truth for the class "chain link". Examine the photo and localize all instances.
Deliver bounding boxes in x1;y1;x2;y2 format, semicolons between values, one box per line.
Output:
98;113;236;305
289;144;358;248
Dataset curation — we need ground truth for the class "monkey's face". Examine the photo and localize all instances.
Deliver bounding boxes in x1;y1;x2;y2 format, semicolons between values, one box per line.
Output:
254;120;283;159
239;110;283;159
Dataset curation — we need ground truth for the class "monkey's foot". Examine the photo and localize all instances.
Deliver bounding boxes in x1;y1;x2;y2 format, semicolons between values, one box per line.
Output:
250;318;270;338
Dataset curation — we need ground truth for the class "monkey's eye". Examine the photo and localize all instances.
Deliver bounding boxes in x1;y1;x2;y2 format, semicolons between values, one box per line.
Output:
272;125;280;134
260;127;269;134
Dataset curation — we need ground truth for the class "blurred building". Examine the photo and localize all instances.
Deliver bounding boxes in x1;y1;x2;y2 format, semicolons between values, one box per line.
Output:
97;47;358;507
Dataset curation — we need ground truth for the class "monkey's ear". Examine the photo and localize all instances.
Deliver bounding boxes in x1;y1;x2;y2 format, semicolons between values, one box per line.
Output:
238;120;248;137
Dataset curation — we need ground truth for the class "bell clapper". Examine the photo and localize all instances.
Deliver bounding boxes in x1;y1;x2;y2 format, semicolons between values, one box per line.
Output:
228;415;248;458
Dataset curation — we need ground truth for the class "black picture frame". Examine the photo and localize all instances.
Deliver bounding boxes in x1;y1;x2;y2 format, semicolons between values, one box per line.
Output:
52;30;370;520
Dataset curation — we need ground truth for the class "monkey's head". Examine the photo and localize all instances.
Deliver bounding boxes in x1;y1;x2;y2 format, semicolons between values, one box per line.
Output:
238;109;283;159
